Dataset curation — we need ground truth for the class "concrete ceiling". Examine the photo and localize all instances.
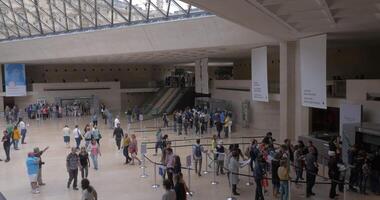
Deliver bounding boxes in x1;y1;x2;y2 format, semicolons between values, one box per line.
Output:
0;16;275;65
182;0;380;40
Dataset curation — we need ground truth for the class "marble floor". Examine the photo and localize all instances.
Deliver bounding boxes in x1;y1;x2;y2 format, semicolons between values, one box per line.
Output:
0;116;378;200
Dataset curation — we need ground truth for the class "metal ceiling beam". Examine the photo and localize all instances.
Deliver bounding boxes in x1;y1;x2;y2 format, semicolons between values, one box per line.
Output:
247;0;299;33
123;0;147;20
315;0;336;24
94;0;98;26
0;0;39;35
149;1;167;17
62;0;96;27
6;0;20;36
78;0;82;28
166;0;171;17
19;0;31;36
99;0;129;23
33;0;44;33
81;0;111;24
50;1;82;30
0;7;9;37
0;6;29;36
15;0;55;33
172;0;187;15
146;0;151;20
47;0;56;32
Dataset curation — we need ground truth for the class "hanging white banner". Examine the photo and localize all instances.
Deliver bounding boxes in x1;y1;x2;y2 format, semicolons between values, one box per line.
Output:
201;58;209;94
300;34;327;109
251;47;269;102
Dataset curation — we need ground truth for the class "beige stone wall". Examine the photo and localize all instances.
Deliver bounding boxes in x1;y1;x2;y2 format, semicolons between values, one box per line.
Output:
25;64;176;88
210;80;280;139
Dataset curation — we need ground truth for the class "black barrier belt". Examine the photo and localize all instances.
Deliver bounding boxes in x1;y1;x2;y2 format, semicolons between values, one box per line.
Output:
143;154;195;171
146;143;252;150
142;135;265;145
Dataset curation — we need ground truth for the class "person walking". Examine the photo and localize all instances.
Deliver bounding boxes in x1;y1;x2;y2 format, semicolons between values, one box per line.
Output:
73;125;82;149
192;139;207;176
122;134;132;164
129;134;142;165
2;130;11;162
67;147;80;190
63;125;71;148
84;126;92;148
216;141;225;175
81;178;98;200
26;152;40;194
79;147;90;179
165;148;175;185
92;114;98;127
12;126;21;150
306;147;318;197
229;151;240;196
113;123;124;150
18;118;27;144
87;139;101;170
278;159;290;200
91;125;101;145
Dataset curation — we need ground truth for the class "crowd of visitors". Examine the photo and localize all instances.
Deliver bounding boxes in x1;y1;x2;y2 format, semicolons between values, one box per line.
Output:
170;107;233;138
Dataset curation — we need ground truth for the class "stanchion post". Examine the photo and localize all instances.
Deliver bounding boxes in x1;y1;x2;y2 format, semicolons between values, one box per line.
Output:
140;155;148;178
211;153;218;185
226;172;236;200
203;152;209;175
186;155;194;196
246;164;254;186
152;162;160;189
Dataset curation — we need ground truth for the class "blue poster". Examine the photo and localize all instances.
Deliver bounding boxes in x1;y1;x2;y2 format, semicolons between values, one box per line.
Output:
4;64;26;96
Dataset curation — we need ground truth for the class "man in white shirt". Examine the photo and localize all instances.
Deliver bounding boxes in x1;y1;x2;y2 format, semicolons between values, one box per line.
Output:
18;118;27;144
62;125;71;148
73;125;82;149
114;116;120;129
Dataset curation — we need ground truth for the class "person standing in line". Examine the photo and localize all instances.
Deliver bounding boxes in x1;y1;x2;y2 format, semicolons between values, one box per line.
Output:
87;139;101;170
162;179;176;200
177;112;183;136
92;114;98;127
113;123;124;150
165;148;175;185
12;126;21;150
173;111;177;133
192;139;207;176
26;152;40;194
67;147;80;190
129;134;142;165
91;125;101;145
223;114;231;138
328;151;339;199
81;178;98;200
18;118;27;144
63;125;71;148
34;147;48;186
79;147;90;179
305;147;318;197
174;174;187;200
154;128;163;156
271;152;281;198
278;159;290;200
122;134;132;164
216;140;225;175
254;155;265;200
163;113;169;128
229;151;240;196
2;130;11;162
73;125;82;149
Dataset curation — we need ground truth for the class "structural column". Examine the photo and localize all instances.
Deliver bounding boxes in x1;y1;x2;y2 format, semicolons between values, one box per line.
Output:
280;41;309;142
0;65;4;112
280;42;296;141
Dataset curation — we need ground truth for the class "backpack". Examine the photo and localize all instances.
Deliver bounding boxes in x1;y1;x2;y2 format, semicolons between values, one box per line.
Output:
195;145;202;157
